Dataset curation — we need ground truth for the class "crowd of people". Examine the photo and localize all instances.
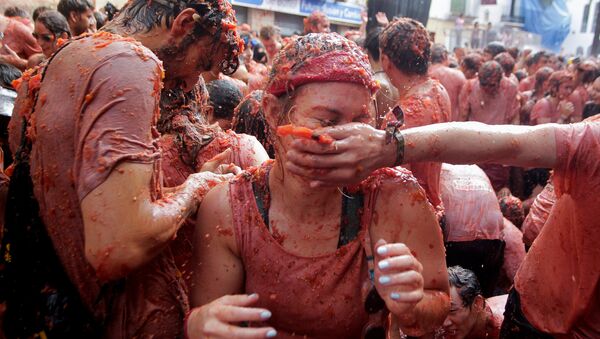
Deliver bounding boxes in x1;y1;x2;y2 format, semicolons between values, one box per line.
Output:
0;0;598;338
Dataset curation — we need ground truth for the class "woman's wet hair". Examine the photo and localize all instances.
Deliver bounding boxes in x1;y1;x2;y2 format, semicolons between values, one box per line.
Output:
548;70;573;97
114;0;242;74
379;17;431;76
233;90;275;157
33;6;51;21
448;266;482;308
534;66;553;91
206;78;243;120
36;10;71;38
4;6;30;19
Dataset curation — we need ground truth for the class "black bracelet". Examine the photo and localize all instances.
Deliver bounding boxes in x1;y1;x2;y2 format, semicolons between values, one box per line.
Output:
392;129;405;167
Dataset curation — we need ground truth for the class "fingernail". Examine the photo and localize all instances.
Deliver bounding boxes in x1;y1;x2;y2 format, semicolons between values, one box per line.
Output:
377;246;387;256
260;311;272;320
378;276;391;285
378;260;389;269
266;329;277;338
249;293;258;299
390;292;400;300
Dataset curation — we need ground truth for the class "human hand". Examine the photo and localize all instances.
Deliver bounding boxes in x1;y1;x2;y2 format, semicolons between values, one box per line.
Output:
186;294;277;339
188;171;235;201
373;240;424;316
558;100;574;118
375;12;390;26
0;44;26;70
285;123;396;187
200;148;242;175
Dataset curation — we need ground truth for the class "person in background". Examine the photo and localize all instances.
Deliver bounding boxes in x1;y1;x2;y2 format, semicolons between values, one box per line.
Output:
519;51;549;92
364;27;398;126
205;79;244;130
440;266;504;339
482;41;505;61
0;14;42;70
460;53;483;80
454;13;464;49
429;44;467;121
94;11;106;30
380;17;451;213
494;52;518;86
303;10;330;34
258;25;281;65
27;10;71;68
233;90;275;158
520;66;553;125
32;6;51;22
583;76;600;119
568;59;598;122
470;22;480;49
57;0;96;36
530;70;575;125
4;7;33;29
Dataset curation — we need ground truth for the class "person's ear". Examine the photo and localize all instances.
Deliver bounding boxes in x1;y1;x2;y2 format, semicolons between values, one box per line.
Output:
262;93;283;129
205;105;215;123
381;53;391;74
473;295;485;312
171;8;197;38
68;11;78;24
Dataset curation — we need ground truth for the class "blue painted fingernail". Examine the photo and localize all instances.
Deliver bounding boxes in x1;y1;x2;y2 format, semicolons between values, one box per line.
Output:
379;276;391;284
377;246;387;256
266;329;277;338
378;260;389;269
260;311;272;320
390;292;401;300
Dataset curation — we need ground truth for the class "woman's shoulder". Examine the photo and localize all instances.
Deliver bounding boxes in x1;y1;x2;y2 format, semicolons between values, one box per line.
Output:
357;166;423;196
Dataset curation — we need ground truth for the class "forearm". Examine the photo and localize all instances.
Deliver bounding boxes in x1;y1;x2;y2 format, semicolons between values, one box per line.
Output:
395;290;450;337
400;122;557;168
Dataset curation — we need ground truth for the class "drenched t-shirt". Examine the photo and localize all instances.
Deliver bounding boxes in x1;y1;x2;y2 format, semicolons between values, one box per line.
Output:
8;32;187;337
439;164;502;242
459;77;519;125
514;122;600;337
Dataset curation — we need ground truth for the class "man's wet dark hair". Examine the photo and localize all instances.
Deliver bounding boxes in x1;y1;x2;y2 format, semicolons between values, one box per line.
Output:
0;63;22;90
515;69;527;82
94;11;106;30
104;2;119;21
33;6;51;22
206;79;243;120
4;7;30;19
431;43;448;64
526;51;547;68
37;11;72;38
507;47;519;60
364;27;383;61
57;0;94;18
380;17;431;76
534;66;553;91
494;52;515;76
448;266;481;307
461;53;483;73
114;0;242;75
484;42;505;58
259;25;278;40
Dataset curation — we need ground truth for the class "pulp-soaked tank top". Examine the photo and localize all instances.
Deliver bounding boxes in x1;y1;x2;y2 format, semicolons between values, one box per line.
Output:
228;163;373;338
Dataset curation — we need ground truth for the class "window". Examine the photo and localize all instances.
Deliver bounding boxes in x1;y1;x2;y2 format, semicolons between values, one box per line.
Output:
582;4;590;33
451;0;466;15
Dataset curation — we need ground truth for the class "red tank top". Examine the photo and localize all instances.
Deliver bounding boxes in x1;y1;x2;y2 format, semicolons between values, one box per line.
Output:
228;164;373;338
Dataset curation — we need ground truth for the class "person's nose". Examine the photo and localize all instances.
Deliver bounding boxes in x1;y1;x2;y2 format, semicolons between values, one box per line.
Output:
443;317;453;327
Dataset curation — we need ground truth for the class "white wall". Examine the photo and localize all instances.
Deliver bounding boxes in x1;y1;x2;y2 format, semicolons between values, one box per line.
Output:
562;0;597;56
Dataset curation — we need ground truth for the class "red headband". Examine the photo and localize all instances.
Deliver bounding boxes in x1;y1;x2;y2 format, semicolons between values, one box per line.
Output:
265;33;379;97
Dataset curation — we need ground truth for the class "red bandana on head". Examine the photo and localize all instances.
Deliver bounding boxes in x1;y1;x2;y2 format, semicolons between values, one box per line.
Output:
265;33;380;97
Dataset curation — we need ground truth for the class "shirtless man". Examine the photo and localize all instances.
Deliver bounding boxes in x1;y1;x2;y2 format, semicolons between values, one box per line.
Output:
380;18;451;211
286;118;600;338
364;27;398;126
460;53;483;80
4;0;242;337
303;10;330;34
459;61;518;190
57;0;96;36
429;44;467;121
518;51;549;92
530;70;575;125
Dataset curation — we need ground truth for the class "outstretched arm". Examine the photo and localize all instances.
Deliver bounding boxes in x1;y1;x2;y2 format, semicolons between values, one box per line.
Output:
285;122;558;186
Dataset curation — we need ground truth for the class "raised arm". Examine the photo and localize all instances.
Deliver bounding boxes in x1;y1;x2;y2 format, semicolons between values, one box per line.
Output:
369;175;450;336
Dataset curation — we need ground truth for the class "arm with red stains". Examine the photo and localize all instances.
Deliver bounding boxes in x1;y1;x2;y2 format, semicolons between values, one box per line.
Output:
81;163;231;281
369;175;450;336
187;183;276;339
